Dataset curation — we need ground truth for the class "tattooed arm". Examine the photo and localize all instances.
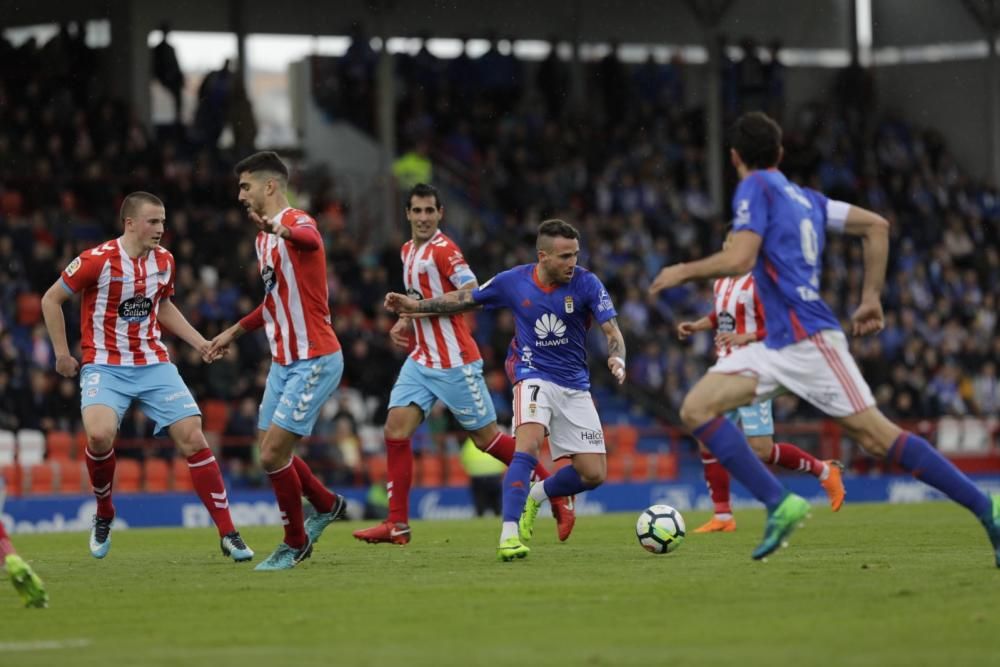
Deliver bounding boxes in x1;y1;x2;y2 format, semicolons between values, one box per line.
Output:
384;289;483;316
601;317;627;384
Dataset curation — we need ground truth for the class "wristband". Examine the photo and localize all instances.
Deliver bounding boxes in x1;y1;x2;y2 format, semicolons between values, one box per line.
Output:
610;356;625;380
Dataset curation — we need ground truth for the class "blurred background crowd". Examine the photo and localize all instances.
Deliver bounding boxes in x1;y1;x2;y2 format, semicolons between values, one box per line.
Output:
1;25;997;486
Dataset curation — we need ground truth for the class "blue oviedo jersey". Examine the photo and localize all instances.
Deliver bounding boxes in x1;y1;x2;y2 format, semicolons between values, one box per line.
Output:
731;169;849;349
471;264;617;390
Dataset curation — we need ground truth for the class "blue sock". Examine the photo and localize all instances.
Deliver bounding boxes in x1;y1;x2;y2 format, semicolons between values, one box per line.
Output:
889;432;991;517
693;417;787;511
502;452;537;522
542;465;595;498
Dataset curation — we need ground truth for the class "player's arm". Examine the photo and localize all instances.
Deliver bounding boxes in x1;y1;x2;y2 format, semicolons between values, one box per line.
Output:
253;211;321;250
403;281;479;320
842;205;890;305
41;279;79;377
649;232;761;295
677;315;714;340
157;299;211;353
601;317;627;384
829;201;890;336
385;289;482;315
207;303;264;358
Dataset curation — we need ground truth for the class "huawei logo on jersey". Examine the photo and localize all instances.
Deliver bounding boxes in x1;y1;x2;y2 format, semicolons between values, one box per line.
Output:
534;313;568;347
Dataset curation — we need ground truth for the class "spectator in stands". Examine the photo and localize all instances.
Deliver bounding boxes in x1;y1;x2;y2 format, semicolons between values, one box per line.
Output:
151;22;185;126
193;59;232;148
226;75;257;156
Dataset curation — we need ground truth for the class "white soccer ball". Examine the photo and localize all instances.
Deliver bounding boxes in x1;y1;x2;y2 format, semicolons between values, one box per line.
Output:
636;504;686;554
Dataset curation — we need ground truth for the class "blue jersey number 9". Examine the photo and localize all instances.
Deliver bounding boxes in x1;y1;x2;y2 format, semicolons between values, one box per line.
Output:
799;218;819;266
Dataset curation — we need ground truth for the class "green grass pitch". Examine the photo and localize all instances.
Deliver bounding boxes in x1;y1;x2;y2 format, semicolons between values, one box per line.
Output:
1;502;998;666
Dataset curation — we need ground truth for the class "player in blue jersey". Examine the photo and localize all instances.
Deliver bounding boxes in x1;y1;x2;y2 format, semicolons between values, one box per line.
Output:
385;219;626;561
649;111;1000;565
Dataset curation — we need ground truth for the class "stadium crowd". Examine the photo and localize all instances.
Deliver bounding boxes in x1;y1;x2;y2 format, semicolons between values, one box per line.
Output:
1;30;998;483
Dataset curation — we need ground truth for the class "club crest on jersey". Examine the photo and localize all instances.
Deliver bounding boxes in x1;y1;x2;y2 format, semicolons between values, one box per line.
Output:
117;296;153;322
564;296;574;314
717;311;736;333
261;266;276;293
65;257;82;277
597;288;613;313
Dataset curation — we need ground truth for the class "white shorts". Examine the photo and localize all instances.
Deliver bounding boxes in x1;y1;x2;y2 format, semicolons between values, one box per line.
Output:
709;331;876;418
513;379;606;460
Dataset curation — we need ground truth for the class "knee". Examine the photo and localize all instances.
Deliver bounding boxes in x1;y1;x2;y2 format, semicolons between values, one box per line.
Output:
469;425;499;450
258;442;287;471
384;418;415;442
176;431;209;458
842;423;895;459
679;397;713;430
747;437;773;459
580;469;605;488
856;431;891;458
87;430;115;453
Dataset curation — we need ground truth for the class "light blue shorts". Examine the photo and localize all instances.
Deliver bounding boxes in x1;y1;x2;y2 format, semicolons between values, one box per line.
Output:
259;351;344;437
725;398;775;437
388;358;496;432
80;363;201;437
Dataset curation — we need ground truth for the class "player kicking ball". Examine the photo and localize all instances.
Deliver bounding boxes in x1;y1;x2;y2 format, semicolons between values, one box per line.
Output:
386;219;626;561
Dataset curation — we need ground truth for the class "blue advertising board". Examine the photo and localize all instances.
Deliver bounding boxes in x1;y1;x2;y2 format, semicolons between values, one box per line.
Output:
5;474;1000;533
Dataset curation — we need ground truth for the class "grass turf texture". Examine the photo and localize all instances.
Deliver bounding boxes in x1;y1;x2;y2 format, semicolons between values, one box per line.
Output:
1;501;998;667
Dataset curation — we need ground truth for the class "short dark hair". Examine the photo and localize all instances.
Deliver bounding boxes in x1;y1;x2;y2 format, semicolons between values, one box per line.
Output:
120;191;163;222
537;219;580;249
234;151;289;183
406;183;442;210
730;111;782;169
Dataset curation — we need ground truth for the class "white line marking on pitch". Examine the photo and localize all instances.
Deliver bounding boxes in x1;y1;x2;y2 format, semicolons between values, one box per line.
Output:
0;639;92;652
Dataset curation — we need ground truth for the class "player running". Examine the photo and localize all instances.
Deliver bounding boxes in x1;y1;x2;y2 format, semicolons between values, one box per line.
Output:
353;184;574;546
649;111;1000;564
677;235;845;534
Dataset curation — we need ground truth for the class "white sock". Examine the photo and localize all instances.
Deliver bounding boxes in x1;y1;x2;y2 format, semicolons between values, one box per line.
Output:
715;513;733;521
500;521;520;542
818;462;830;481
528;481;549;504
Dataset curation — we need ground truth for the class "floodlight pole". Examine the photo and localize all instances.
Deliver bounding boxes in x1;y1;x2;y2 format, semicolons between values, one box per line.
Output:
683;0;736;216
961;0;1000;187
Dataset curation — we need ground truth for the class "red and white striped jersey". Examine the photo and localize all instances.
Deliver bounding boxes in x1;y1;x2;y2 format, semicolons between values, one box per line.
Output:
401;229;481;369
711;273;766;358
60;238;173;366
255;208;340;365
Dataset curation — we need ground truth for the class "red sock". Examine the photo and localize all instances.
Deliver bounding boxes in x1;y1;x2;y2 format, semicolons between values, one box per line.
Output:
186;449;236;536
85;447;116;519
0;520;13;558
701;451;732;515
769;442;825;477
386;437;412;524
267;460;307;549
484;432;551;480
292;455;336;514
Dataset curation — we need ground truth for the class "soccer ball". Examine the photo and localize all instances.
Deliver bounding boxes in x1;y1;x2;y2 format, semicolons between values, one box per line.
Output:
636;504;686;554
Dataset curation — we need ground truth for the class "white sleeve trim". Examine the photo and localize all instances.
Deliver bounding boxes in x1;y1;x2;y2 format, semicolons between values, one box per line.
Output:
826;200;850;233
